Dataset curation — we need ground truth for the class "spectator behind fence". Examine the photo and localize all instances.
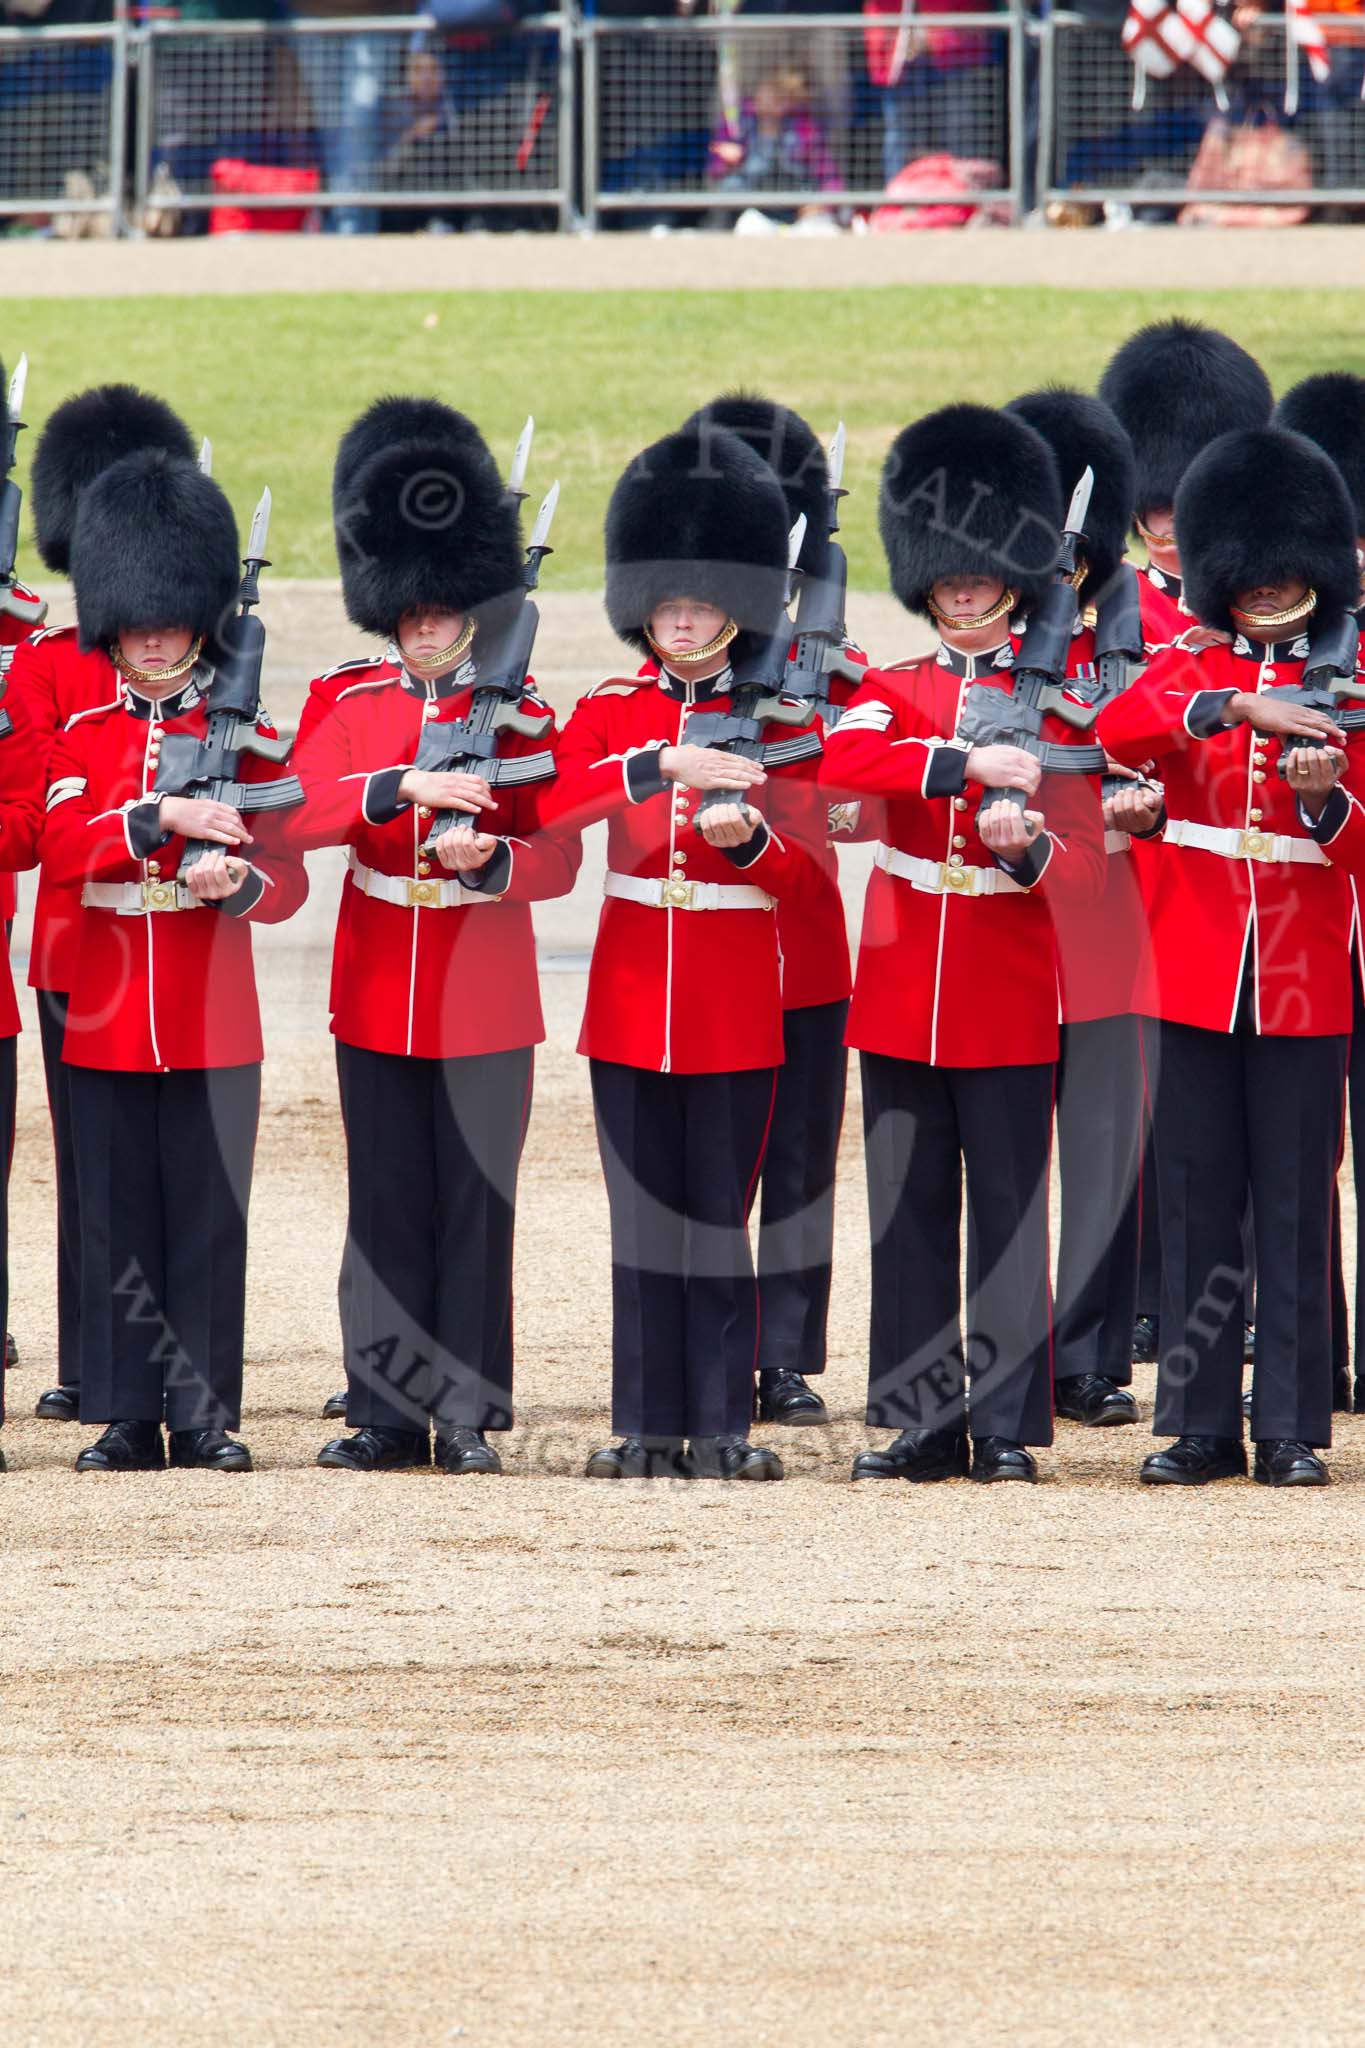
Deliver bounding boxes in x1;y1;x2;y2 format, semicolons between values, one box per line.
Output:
1;0;114;220
290;0;408;232
862;0;1003;187
708;63;842;214
593;0;720;223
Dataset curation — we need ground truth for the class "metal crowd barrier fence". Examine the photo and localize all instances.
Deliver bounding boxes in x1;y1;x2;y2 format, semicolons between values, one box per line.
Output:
1038;7;1365;214
580;11;1025;226
132;13;574;231
0;21;126;227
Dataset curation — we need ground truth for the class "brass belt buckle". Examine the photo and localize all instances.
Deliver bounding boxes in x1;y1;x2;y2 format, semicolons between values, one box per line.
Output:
939;861;975;895
1238;829;1274;862
142;881;179;912
664;877;695;909
407;879;442;908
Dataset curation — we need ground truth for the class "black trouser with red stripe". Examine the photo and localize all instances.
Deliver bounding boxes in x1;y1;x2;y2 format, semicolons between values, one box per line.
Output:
37;989;82;1390
1150;1019;1344;1445
753;998;848;1379
1054;1014;1144;1388
861;1051;1055;1446
591;1059;776;1441
68;1061;260;1433
336;1041;533;1436
0;1035;14;1428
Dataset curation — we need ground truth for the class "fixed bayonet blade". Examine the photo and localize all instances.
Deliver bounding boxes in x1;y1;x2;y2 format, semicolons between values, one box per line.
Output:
198;437;213;476
7;355;28;421
507;416;534;500
528;479;559;555
787;513;808;572
246;486;272;564
828;422;846;495
1065;465;1094;541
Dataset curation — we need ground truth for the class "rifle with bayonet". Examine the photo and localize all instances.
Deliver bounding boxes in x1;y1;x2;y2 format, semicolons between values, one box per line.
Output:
413;417;559;855
955;466;1108;817
685;515;825;827
781;423;867;728
153;487;303;875
1263;609;1365;768
0;355;48;737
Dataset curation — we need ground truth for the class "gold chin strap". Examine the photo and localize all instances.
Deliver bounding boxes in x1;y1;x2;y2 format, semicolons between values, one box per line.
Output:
110;636;204;689
1134;515;1174;551
403;616;477;674
1230;588;1318;634
925;588;1019;634
645;618;739;666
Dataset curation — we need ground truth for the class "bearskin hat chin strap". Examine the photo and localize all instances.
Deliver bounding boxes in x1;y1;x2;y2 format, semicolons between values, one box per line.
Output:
1229;589;1317;633
644;618;739;666
109;635;204;688
402;617;477;674
925;588;1018;634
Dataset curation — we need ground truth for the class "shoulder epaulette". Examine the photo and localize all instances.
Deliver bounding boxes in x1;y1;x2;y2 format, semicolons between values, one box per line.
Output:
336;675;398;703
316;655;388;687
30;622;77;646
587;676;648;698
63;695;124;731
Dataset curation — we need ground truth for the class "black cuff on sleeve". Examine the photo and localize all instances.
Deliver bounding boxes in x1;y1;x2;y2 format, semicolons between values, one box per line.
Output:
994;832;1050;888
365;767;410;825
1187;690;1238;739
460;840;513;894
626;749;668;803
1301;785;1350;844
924;744;970;799
213;868;268;919
721;816;771;870
127;799;173;860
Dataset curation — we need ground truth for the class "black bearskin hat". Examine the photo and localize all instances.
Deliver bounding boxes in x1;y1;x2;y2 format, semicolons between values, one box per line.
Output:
604;425;791;654
1274;373;1365;537
1097;319;1272;526
333;397;524;638
31;384;195;575
1006;386;1135;602
878;403;1062;618
70;450;241;654
686;392;831;579
1176;428;1360;634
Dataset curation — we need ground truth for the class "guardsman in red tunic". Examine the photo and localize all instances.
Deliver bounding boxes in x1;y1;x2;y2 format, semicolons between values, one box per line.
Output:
821;404;1106;1485
1098;321;1275;1367
540;425;826;1481
288;397;579;1475
1098;427;1365;1486
11;384;199;1422
0;672;47;1470
40;450;307;1473
1003;386;1176;1431
686;393;867;1429
1274;372;1365;1413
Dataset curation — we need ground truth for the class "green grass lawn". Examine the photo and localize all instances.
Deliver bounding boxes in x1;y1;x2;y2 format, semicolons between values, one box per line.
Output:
6;285;1363;587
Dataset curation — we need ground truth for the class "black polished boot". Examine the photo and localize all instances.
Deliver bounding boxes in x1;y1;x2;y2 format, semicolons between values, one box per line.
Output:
1131;1314;1159;1364
35;1385;81;1421
1253;1440;1329;1487
320;1390;347;1420
1055;1374;1139;1427
435;1427;502;1475
316;1427;428;1471
75;1421;166;1472
688;1434;784;1481
851;1428;969;1482
1139;1435;1247;1486
754;1370;827;1425
970;1437;1038;1483
169;1428;253;1472
584;1436;690;1479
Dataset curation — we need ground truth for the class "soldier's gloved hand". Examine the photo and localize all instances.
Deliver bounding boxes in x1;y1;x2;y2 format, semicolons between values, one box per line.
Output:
963;745;1041;797
398;768;495;816
660;745;766;793
186;851;251;900
978;802;1044;862
159;795;250;846
696;800;760;848
433;826;499;872
1284;744;1345;818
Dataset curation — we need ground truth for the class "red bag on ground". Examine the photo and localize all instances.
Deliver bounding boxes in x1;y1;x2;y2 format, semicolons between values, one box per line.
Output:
868;153;1010;230
209;160;320;235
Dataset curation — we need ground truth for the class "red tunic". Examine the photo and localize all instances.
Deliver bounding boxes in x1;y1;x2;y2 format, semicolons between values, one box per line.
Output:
820;645;1107;1068
0;664;48;1037
287;657;580;1060
1098;631;1365;1037
1055;575;1182;1024
775;654;865;1013
541;661;828;1075
41;664;309;1071
5;624;125;994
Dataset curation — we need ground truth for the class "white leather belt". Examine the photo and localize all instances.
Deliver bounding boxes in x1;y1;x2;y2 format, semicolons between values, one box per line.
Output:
1164;819;1328;867
347;848;496;910
873;842;1024;898
604;871;775;912
1105;829;1132;855
82;879;199;914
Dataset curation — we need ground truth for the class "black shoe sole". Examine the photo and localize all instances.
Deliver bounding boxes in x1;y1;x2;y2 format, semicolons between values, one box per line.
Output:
1253;1467;1329;1488
316;1452;424;1472
851;1461;968;1482
1139;1464;1245;1486
320;1395;348;1420
755;1404;828;1426
75;1457;165;1473
971;1466;1037;1483
169;1453;253;1472
1056;1404;1139;1428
